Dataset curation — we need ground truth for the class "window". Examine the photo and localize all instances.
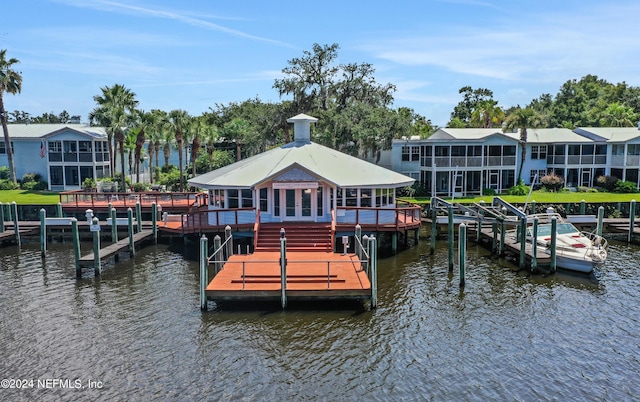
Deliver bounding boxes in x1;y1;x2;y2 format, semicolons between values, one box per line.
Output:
531;145;547;159
210;189;224;208
48;141;62;162
336;188;343;207
227;189;239;208
64;166;79;186
530;169;547;184
316;187;323;216
345;188;358;206
50;166;63;185
0;141;14;154
80;166;93;184
376;188;391;207
451;146;466;156
79;141;93;162
360;189;372;207
259;188;268;212
63;141;78;162
402;145;419;161
274;189;280;216
241;189;253;208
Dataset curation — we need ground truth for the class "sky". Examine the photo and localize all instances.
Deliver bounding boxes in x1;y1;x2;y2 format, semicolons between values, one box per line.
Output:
3;0;640;126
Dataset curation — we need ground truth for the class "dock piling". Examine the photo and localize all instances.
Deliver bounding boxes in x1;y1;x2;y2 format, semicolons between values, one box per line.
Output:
151;202;158;243
40;208;46;257
430;198;437;255
355;224;362;259
56;202;63;218
580;200;586;215
213;235;222;274
459;222;466;288
92;216;101;276
12;202;20;247
0;202;4;232
127;208;134;257
448;205;454;272
629;200;636;243
531;217;538;272
200;235;208;311
110;207;118;243
280;230;287;309
369;235;378;308
519;216;527;269
225;225;233;258
136;202;142;233
72;218;81;278
550;217;557;273
597;206;604;237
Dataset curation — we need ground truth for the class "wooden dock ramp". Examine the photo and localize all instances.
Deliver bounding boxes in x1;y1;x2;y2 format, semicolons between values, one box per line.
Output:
79;230;154;267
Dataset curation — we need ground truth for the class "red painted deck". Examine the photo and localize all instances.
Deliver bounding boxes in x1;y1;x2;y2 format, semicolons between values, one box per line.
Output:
206;251;371;301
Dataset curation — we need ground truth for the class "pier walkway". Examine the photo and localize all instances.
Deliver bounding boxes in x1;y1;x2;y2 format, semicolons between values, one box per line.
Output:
78;230;154;268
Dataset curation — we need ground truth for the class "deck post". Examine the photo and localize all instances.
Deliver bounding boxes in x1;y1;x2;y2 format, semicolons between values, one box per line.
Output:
56;202;63;218
550;217;557;273
151;202;158;243
12;202;20;247
519;216;527;270
369;235;378;308
459;222;466;288
213;235;222;274
92;216;101;276
225;225;233;258
40;208;47;257
499;219;506;256
491;221;498;253
597;206;604;237
629;200;636;243
531;217;538;272
355;224;362;259
72;218;81;278
430;199;437;255
136;201;142;233
111;207;118;243
280;230;287;309
200;235;209;311
0;202;4;232
127;208;135;257
448;205;454;272
391;232;397;255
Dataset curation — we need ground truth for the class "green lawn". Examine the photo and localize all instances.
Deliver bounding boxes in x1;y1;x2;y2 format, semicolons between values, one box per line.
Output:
0;190;61;204
400;191;640;205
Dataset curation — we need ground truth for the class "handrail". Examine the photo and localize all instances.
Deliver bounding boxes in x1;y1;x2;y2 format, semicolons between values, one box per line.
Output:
207;234;233;264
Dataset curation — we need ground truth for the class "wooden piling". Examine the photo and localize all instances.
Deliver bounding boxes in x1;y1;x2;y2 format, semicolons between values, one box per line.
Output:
40;208;46;257
519;216;527;269
213;235;222;274
531;217;538;272
12;202;20;247
92;216;101;276
0;202;4;232
200;235;208;311
629;200;636;243
355;224;362;259
448;205;454;272
580;200;586;215
72;218;81;278
430;199;437;255
225;225;233;258
550;217;557;273
56;202;63;218
280;232;287;309
370;235;378;308
127;208;135;257
136;201;142;233
597;206;604;237
459;222;466;288
110;207;118;243
151;202;158;243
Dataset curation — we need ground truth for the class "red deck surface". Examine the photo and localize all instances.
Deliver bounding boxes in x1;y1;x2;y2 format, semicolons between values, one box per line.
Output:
206;251;371;299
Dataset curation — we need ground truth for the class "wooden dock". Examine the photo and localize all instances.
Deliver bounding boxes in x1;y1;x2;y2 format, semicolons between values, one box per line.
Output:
78;230;154;267
206;251;371;302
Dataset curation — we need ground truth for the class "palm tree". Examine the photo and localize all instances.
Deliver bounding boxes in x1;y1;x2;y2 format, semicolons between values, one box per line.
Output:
470;100;505;128
189;117;208;176
90;84;138;182
223;118;251;161
503;107;545;184
166;109;191;191
0;49;23;183
600;102;637;127
162;128;173;168
124;129;137;183
204;125;221;170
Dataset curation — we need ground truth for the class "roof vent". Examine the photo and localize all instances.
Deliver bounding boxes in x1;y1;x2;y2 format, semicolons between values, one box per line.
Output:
287;113;318;143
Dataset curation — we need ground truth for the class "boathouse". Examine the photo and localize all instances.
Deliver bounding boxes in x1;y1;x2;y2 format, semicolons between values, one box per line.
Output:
186;113;421;252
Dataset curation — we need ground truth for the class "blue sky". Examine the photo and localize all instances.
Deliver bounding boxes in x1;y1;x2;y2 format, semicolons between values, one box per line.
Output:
3;0;640;126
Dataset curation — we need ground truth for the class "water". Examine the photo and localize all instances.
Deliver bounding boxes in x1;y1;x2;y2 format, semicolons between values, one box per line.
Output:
1;236;639;401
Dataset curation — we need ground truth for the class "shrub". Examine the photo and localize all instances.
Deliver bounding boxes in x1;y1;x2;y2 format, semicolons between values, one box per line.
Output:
82;178;96;190
540;173;564;192
0;166;10;180
613;180;637;193
577;186;589;193
132;182;150;192
596;175;618;192
508;180;530;196
0;179;20;190
482;187;496;196
20;172;48;191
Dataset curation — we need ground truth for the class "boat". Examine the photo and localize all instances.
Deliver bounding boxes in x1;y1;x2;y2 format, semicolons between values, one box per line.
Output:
519;212;608;273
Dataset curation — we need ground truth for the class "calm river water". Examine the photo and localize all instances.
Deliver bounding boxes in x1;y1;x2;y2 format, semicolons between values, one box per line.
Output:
1;234;639;401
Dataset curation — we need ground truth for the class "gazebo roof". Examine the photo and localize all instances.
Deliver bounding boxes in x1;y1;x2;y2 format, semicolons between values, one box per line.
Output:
189;137;414;189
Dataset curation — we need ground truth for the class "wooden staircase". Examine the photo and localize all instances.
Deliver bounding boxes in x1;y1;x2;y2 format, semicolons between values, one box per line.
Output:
255;223;333;252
